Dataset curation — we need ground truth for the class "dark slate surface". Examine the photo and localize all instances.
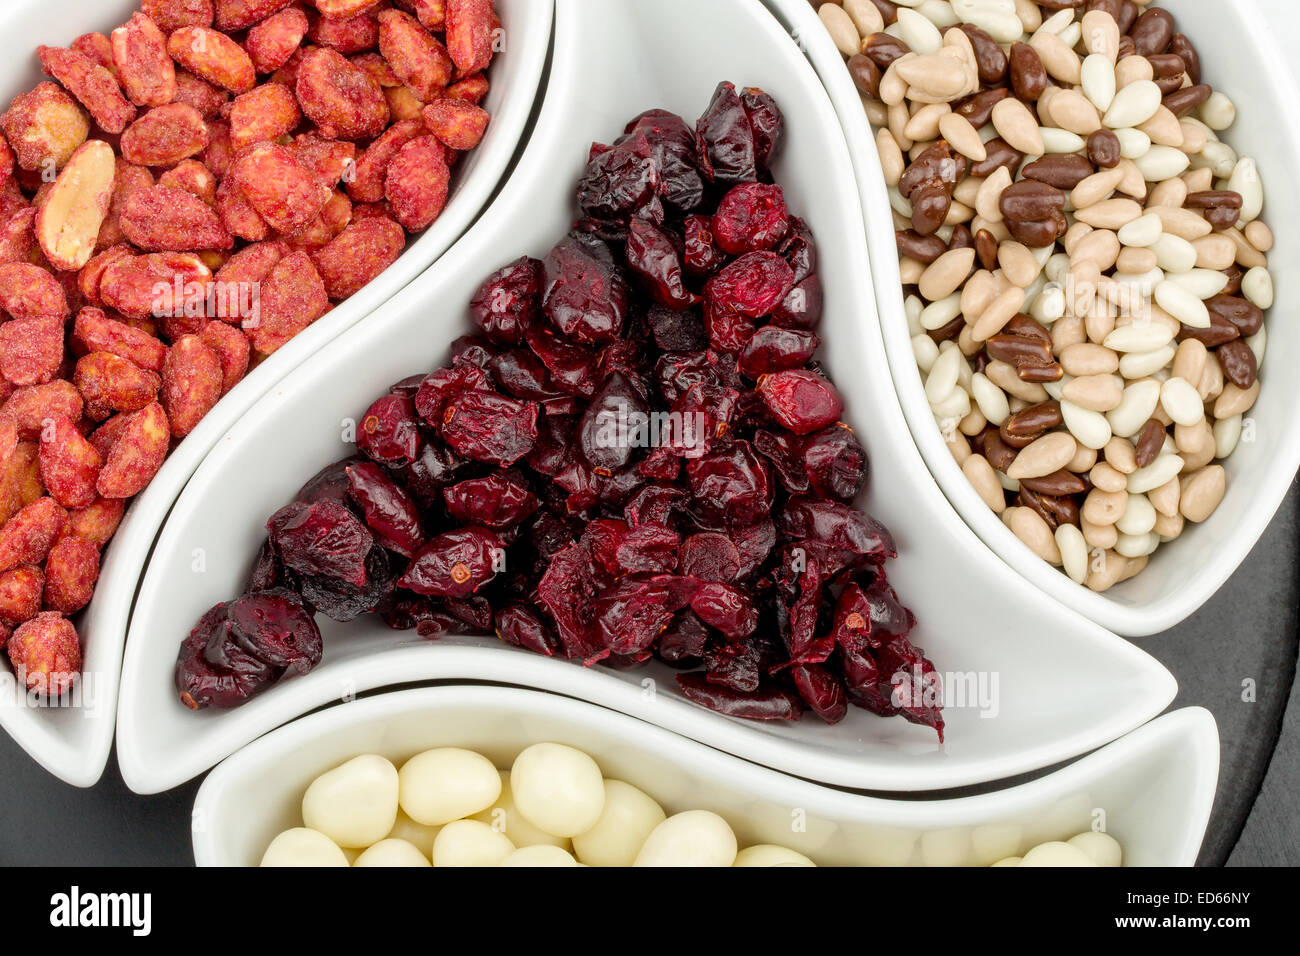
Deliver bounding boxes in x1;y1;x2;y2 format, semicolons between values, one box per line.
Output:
1;483;1296;866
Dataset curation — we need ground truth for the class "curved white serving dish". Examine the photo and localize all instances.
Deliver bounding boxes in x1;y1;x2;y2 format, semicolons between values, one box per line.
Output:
118;0;1176;794
192;686;1219;867
0;0;553;787
769;0;1300;637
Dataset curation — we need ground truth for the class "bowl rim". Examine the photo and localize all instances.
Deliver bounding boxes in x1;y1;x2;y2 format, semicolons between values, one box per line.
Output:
117;0;1179;797
767;0;1300;637
192;684;1219;866
0;0;557;787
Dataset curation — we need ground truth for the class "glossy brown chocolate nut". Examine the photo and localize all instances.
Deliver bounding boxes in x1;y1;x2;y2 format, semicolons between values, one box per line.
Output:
1154;74;1185;96
1021;488;1081;529
947;224;973;252
1008;42;1047;102
1000;180;1067;221
899;142;967;198
847;53;882;99
1177;311;1240;347
1003;400;1063;440
896;229;948;264
986;334;1053;367
926;315;965;345
1206;294;1264;337
864;32;910;71
1087;0;1123;19
983;429;1019;472
975;228;999;271
1038;0;1087;11
1117;35;1136;60
1148;53;1186;78
1087;129;1122;168
867;0;899;26
955;88;1009;128
1117;1;1140;34
960;23;1008;85
970;138;1024;178
1217;339;1258;389
1017;360;1065;383
1170;33;1201;84
910;181;951;237
1020;469;1088;497
1131;7;1175;57
1186;190;1243;230
1005;313;1052;346
1164;84;1212;117
1022;155;1096;190
1221;264;1244;296
1134;418;1166;468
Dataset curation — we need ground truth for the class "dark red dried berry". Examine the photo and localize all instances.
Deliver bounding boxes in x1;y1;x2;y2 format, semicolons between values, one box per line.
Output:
398;526;502;598
695;80;757;185
267;499;374;588
757;369;843;434
346;461;424;557
443;474;539;528
469;256;543;345
737;326;819;378
624;217;698;310
357;394;421;466
439;389;539;465
712;183;789;255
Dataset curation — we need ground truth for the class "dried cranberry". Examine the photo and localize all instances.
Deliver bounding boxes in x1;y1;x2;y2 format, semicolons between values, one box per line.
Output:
738;326;819;378
295;457;362;504
542;233;630;345
695;81;757;184
299;546;396;623
536;541;606;663
357;394;421;466
779;496;896;563
267;499;374;588
495;603;557;656
678;532;741;583
577;371;650;475
706;251;795;320
593;575;683;655
443;474;539;528
346;461;425;557
246;537;284;592
712;183;789;255
682;214;726;277
379;595;464;638
524;325;598;397
791;663;848;724
753;428;809;493
802;424;868;501
740;87;783;170
689;582;757;640
676;672;803;720
622;109;706;213
414;364;494;425
646;304;709;351
399;527;502;598
685;440;773;528
176;606;278;710
469;256;543;344
656;610;710;665
757;369;843;434
771;275;824;329
624;217;698;309
576;129;662;232
440;390;539;466
224;590;322;673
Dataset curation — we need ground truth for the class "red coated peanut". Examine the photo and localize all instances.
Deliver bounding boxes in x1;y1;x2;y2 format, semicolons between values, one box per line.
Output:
295;47;389;140
111;13;178;109
384;134;449;231
422;98;489;150
0;82;89;171
0;497;68;573
96;402;170;499
121;184;233;251
232;142;332;235
312;215;405;299
445;0;494;74
7;611;81;695
73;307;169;373
214;0;294;32
0;317;64;387
37;45;138;134
199;320;250;394
161;334;223;436
246;251;328;355
246;7;310;74
38;415;102;509
120;103;210;166
34;139;118;271
228;82;301;152
158;159;218;205
0;381;84;439
0;262;70;320
62;497;125;549
348;119;423;203
73;352;162;416
0;565;43;626
42;535;100;614
378;9;454;101
168;27;257;93
142;0;217;33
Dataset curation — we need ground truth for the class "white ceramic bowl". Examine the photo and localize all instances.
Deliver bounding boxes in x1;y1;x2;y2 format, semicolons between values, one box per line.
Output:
192;686;1219;867
0;0;553;786
772;0;1300;637
118;0;1176;795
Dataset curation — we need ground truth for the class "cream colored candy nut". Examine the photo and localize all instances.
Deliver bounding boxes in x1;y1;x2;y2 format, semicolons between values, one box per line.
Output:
1019;841;1098;867
1068;831;1122;867
260;828;350;867
432;820;516;867
634;810;738;867
302;754;400;848
471;771;570;849
399;747;502;826
733;845;816;867
354;838;432;867
511;742;607;837
572;779;667;868
499;845;582;867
